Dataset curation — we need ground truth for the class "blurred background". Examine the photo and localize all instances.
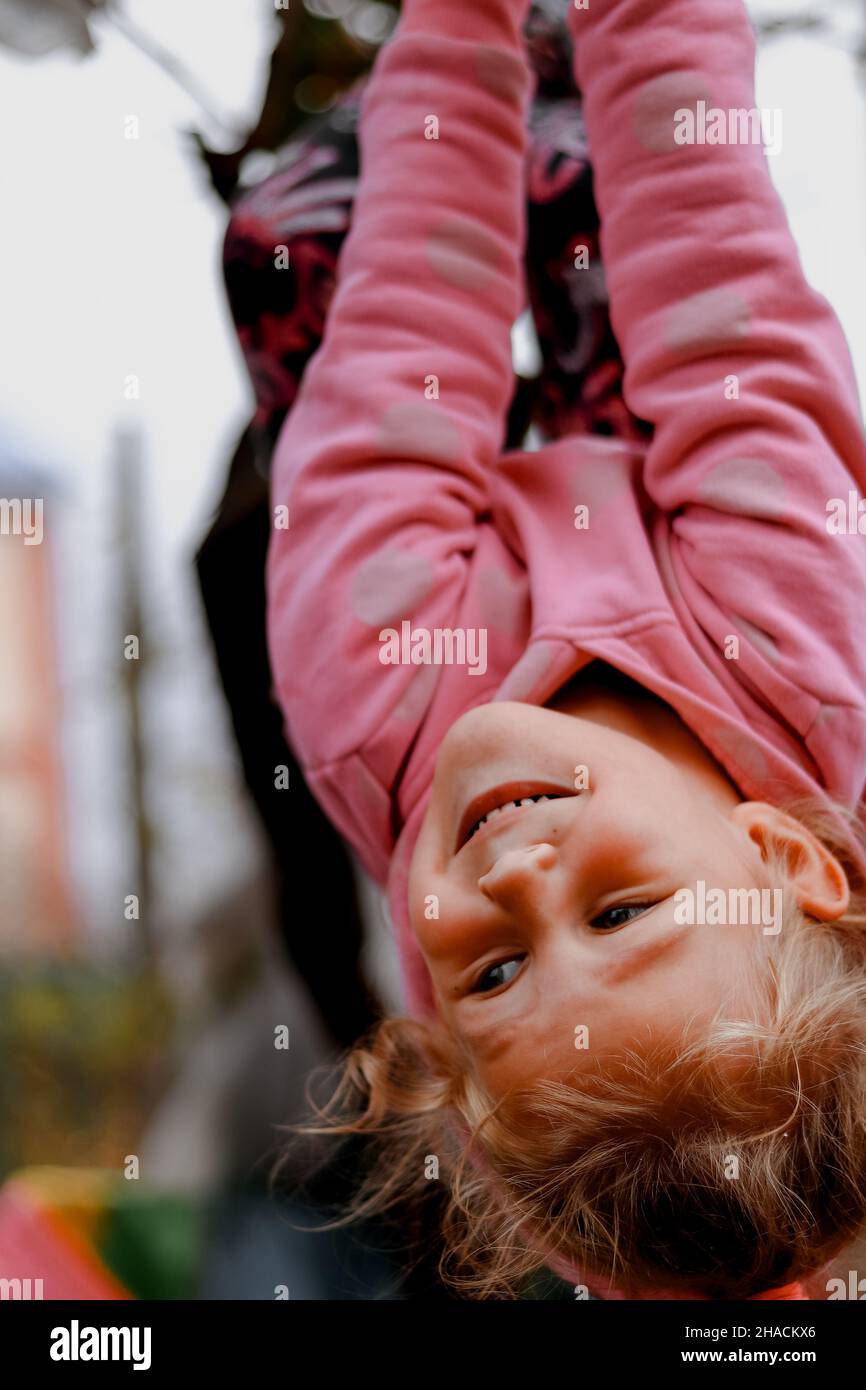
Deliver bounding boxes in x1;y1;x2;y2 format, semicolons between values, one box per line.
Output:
1;0;866;1299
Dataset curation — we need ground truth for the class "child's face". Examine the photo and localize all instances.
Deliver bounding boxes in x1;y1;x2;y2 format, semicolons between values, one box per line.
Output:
408;700;771;1101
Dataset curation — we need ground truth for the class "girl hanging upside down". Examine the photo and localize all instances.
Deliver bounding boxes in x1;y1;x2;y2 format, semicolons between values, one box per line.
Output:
240;0;866;1298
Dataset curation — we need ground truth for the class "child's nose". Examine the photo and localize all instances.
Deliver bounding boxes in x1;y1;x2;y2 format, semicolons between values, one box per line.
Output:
477;842;558;911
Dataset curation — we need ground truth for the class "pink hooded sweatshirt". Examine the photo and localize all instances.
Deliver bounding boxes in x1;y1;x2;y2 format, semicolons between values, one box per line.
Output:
267;0;866;1028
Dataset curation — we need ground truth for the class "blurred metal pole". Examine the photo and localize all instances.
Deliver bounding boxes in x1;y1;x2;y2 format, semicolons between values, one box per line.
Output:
114;422;154;962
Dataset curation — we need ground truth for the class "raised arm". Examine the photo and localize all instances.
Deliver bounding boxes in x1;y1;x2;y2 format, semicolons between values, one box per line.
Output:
266;0;532;872
569;0;866;798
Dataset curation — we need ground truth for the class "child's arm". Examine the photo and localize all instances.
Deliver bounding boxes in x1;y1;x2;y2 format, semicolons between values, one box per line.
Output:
569;0;866;798
266;0;532;873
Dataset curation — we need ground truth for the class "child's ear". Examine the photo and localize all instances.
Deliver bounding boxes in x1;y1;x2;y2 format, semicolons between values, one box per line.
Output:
731;801;850;920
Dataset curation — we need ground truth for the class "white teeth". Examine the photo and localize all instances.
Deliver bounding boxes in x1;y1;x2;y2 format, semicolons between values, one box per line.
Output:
467;793;556;841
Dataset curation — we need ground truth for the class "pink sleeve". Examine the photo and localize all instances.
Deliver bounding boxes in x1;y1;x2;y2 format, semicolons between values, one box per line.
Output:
266;0;532;868
569;0;866;796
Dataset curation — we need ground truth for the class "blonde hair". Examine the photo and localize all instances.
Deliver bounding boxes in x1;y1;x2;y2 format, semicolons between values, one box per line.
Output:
284;799;866;1299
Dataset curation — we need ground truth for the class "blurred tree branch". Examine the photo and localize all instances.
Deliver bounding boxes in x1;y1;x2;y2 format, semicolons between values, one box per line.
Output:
0;0;105;56
0;0;237;135
0;0;398;202
194;2;398;204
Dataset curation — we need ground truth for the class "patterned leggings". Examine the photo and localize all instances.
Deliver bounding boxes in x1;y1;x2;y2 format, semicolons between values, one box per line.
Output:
221;6;649;473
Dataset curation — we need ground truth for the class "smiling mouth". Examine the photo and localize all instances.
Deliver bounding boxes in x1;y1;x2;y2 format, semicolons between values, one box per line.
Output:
455;781;576;852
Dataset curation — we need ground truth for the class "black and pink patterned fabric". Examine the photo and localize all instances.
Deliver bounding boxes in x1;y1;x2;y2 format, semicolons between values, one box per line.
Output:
221;3;650;472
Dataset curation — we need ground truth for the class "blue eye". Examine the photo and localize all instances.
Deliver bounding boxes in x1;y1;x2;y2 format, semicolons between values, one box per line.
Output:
591;904;652;931
471;956;525;994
